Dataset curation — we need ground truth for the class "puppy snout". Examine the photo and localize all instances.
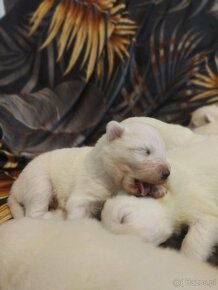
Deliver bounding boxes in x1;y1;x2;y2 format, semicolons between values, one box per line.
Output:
161;168;170;180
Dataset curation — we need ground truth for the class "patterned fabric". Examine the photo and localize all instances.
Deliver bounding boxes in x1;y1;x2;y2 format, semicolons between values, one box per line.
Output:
0;0;218;265
0;143;25;223
0;0;218;157
0;170;20;224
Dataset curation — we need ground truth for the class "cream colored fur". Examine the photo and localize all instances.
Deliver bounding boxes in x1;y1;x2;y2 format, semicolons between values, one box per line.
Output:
121;117;206;149
189;104;218;128
8;119;169;220
193;121;218;136
0;218;217;290
102;138;218;262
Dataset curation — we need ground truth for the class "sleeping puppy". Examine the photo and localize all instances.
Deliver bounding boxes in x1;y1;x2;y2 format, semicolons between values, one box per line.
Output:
0;218;217;290
101;138;218;262
187;104;218;136
189;104;218;129
8;119;170;220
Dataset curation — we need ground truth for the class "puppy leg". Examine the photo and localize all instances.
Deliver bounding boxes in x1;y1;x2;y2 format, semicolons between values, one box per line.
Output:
180;215;218;261
66;196;92;220
24;176;53;218
149;185;167;199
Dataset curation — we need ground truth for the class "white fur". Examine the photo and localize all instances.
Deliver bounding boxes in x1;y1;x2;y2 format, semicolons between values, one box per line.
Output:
189;104;218;128
101;194;174;246
193;121;218;136
0;218;217;290
121;117;206;150
101;138;218;261
8;119;169;220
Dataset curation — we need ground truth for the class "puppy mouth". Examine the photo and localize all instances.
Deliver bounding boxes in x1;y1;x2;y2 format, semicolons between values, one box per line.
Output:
134;179;152;196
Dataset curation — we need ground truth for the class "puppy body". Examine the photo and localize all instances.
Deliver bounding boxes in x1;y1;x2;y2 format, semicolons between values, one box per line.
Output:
121;117;206;150
8;119;169;219
102;138;218;261
0;218;217;290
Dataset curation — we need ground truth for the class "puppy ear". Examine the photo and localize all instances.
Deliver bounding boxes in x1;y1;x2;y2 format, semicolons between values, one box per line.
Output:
106;121;124;142
205;113;215;123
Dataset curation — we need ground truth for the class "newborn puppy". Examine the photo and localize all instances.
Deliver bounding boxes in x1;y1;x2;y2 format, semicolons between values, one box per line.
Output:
8;118;170;220
193;121;218;136
101;194;173;246
189;104;218;129
101;138;218;262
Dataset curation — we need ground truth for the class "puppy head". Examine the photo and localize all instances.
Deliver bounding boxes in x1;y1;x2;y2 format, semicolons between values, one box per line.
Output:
101;195;173;246
99;119;170;196
189;105;218;129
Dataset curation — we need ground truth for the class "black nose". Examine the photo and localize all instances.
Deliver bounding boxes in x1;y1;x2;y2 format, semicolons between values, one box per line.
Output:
161;169;170;180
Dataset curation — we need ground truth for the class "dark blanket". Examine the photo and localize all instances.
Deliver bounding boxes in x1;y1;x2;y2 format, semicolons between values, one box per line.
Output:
1;0;218;156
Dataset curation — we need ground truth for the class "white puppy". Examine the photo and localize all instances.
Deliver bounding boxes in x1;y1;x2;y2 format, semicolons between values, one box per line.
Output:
193;122;218;136
101;138;218;262
189;104;218;128
101;194;174;246
8;119;170;220
121;117;206;150
0;218;217;290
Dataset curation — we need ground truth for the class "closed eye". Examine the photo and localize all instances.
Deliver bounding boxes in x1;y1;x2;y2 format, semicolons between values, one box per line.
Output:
140;147;151;155
120;213;130;224
129;146;151;155
137;147;151;155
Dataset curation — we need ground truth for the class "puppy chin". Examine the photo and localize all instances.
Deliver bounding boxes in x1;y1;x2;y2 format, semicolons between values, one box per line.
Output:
117;168;168;196
124;186;139;196
121;176;151;197
121;176;138;195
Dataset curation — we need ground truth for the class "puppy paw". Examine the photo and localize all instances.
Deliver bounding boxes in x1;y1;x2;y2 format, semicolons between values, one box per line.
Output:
149;185;167;199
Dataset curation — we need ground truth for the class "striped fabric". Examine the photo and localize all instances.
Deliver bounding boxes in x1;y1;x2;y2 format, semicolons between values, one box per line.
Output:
0;170;20;224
